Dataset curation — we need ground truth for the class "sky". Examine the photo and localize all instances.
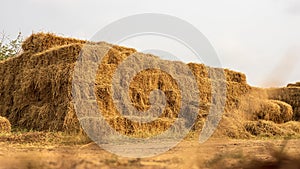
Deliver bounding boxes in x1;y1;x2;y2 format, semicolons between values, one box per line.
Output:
1;0;299;87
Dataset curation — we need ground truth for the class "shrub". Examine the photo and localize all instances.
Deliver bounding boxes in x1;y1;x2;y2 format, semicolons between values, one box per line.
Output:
0;32;22;61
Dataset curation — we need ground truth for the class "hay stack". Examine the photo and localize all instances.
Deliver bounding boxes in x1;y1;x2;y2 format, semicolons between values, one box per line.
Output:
0;116;11;133
0;32;299;139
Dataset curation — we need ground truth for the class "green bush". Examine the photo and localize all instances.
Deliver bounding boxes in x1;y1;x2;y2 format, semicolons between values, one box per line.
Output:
0;32;22;61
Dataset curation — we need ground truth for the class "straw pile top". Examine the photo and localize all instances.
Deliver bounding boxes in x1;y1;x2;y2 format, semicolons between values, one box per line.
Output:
22;33;87;54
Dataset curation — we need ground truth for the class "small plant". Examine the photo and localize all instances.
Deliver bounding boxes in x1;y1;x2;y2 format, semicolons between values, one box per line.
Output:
0;32;23;61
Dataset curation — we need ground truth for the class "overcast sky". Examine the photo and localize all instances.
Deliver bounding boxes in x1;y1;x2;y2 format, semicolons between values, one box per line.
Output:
1;0;299;87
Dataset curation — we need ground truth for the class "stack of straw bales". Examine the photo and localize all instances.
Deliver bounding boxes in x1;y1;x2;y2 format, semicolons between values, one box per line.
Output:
0;33;299;139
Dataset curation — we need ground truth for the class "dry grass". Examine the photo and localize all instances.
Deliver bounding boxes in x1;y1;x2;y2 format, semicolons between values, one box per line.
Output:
0;131;90;145
244;120;297;137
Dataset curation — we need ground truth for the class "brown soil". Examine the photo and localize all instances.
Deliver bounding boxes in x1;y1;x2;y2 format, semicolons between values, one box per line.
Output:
0;136;299;169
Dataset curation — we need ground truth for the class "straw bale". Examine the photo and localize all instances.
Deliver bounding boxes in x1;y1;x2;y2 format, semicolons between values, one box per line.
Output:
270;100;293;123
267;87;300;121
225;81;250;110
22;32;86;54
287;82;300;88
187;63;247;84
0;116;11;133
187;63;209;78
239;96;294;124
224;68;247;84
0;42;84;131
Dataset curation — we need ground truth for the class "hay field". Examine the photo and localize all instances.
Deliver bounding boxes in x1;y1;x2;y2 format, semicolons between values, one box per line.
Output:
0;33;299;168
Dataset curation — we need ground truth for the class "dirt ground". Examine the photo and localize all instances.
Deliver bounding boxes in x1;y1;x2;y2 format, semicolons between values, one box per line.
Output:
0;132;299;169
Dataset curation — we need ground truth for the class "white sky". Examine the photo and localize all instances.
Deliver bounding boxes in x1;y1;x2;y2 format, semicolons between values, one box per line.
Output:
1;0;299;87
